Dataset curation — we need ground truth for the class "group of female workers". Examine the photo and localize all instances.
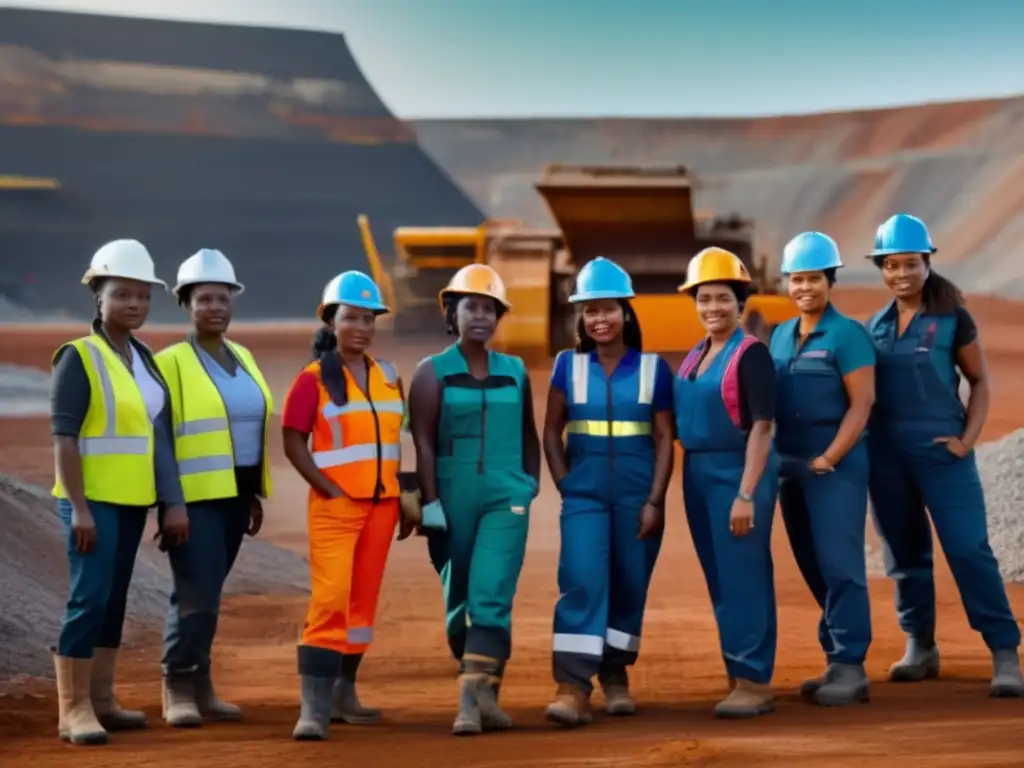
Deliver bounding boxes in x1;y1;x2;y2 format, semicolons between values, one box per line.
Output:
49;210;1024;747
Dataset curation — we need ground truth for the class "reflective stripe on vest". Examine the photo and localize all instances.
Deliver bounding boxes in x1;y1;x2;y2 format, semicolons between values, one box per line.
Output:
309;356;403;499
567;351;658;437
678;335;759;429
52;336;157;506
155;340;274;502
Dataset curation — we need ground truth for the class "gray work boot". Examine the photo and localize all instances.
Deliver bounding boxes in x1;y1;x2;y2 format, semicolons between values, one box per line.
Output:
889;635;940;682
989;649;1024;698
330;677;382;724
162;673;202;728
477;674;513;731
813;663;870;707
194;670;242;722
799;664;832;699
452;671;485;736
292;675;335;741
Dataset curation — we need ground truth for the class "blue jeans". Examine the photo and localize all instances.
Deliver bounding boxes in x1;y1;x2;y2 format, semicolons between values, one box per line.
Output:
161;497;250;674
57;499;148;658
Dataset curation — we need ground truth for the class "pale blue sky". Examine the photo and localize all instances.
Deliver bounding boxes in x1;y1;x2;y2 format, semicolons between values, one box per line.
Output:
6;0;1024;118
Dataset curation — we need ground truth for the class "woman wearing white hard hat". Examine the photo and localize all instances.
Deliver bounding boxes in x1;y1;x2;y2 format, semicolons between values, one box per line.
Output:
152;248;274;727
50;239;188;746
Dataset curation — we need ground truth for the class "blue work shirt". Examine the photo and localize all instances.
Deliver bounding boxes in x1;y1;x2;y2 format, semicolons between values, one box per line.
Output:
198;346;267;468
551;347;673;503
770;303;875;459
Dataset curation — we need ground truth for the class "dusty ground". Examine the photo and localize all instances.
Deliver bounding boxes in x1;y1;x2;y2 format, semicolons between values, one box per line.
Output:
2;287;1023;766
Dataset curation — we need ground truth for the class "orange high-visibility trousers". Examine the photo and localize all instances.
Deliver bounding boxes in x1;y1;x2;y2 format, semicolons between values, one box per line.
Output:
301;493;399;655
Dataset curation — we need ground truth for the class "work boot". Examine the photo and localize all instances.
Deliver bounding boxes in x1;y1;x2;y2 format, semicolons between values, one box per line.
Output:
713;678;774;719
813;663;870;707
162;671;202;728
478;674;513;731
888;635;940;682
598;666;636;716
799;665;831;700
292;675;335;741
330;677;382;724
544;683;593;728
452;671;485;736
194;669;242;721
90;647;147;731
989;649;1024;698
55;654;108;746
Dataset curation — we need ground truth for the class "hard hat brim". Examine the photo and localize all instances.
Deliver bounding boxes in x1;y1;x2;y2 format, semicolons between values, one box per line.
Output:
568;288;636;304
677;274;752;293
317;300;390;321
171;279;245;299
81;268;167;289
780;262;845;276
437;287;512;311
866;247;938;258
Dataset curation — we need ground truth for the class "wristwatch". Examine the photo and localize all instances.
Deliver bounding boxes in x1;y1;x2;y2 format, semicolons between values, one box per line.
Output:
737;491;753;503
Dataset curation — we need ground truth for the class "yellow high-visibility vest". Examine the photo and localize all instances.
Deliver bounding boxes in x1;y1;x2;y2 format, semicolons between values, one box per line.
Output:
155;339;274;503
52;335;157;506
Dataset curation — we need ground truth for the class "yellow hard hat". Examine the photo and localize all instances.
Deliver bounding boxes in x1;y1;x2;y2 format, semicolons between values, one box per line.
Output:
678;247;751;292
437;264;512;312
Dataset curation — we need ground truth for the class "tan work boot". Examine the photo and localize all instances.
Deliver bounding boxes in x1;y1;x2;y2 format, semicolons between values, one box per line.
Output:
54;654;108;746
194;670;242;721
162;673;202;728
713;678;774;719
599;666;636;716
478;671;513;731
90;648;147;731
544;683;593;728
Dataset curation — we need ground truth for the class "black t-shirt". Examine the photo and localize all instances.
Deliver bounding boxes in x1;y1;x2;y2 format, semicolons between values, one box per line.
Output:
688;341;776;431
953;306;978;350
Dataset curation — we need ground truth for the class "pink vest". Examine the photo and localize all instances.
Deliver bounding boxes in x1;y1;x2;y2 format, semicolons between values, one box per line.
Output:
677;335;759;429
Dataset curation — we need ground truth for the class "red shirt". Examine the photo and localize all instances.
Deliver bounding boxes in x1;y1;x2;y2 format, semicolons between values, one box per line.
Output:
281;370;320;434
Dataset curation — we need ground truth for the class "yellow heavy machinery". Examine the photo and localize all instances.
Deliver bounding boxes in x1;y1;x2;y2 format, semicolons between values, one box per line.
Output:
363;163;798;358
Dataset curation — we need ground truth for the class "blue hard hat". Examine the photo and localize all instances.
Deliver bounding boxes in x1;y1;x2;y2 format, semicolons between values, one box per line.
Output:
568;257;635;303
318;270;389;317
780;231;843;275
868;213;936;258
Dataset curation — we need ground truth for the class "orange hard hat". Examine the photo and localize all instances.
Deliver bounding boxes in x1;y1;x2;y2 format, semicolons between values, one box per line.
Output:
678;247;751;292
437;264;511;312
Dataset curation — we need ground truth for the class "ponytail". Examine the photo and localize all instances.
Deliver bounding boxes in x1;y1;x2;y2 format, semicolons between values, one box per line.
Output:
310;326;338;360
310;321;347;406
921;259;964;314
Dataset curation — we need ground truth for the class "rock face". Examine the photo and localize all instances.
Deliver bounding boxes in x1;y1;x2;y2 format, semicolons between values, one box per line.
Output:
0;474;310;681
0;8;482;322
412;98;1024;295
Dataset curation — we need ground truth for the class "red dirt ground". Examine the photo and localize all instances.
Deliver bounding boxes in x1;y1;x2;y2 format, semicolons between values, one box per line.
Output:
2;287;1023;767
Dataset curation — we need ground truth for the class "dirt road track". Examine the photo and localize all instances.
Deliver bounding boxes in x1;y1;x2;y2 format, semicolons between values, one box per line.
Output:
2;287;1023;766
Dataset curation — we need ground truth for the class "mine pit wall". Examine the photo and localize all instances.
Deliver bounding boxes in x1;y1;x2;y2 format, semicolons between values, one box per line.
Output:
0;8;483;323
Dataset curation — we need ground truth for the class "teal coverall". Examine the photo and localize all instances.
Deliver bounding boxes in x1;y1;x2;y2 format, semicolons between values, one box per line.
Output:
426;343;539;662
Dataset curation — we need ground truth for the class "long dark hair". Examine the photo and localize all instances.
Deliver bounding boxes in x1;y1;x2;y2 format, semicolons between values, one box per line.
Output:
872;254;963;314
310;305;347;405
575;299;643;353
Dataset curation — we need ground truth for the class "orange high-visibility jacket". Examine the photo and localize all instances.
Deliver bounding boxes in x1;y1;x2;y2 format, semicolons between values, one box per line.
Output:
307;356;403;500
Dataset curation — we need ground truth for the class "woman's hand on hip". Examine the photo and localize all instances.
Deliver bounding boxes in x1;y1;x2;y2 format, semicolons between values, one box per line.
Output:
729;497;754;537
934;435;969;458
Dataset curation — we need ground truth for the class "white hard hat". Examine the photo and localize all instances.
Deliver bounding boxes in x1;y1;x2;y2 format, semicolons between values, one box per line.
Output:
81;239;166;288
172;248;244;298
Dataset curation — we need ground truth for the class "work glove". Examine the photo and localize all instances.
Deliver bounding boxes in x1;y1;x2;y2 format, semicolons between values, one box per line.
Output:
420;499;448;532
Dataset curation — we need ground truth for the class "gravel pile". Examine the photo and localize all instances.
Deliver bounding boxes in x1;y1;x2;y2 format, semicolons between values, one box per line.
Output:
865;428;1024;584
0;474;310;682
